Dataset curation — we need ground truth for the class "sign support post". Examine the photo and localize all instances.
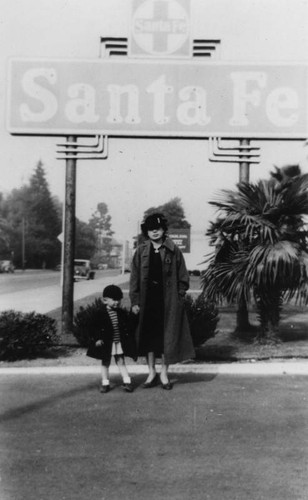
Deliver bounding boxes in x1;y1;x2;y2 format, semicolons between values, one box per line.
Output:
61;136;77;335
239;138;250;183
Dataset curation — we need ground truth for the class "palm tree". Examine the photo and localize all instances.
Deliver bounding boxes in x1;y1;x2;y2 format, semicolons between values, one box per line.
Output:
202;167;308;343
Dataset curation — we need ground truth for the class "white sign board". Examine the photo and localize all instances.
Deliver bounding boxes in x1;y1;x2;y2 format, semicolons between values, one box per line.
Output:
7;58;308;139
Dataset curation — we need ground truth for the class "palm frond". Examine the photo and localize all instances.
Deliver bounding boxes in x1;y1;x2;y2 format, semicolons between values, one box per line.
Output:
246;241;301;289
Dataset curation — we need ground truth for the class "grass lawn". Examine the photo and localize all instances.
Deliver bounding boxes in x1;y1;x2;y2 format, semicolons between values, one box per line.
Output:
43;275;308;364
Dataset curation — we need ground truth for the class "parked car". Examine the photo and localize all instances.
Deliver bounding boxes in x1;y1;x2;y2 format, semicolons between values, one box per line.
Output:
74;259;95;281
0;260;15;273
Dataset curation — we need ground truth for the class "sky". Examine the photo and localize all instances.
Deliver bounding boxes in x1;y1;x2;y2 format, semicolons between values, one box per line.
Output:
1;0;308;263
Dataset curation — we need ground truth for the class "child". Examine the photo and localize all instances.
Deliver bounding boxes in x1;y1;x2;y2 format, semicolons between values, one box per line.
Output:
86;284;137;393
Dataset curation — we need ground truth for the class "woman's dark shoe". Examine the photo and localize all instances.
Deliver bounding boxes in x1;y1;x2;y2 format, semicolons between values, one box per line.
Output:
122;383;134;393
142;373;159;388
161;381;173;390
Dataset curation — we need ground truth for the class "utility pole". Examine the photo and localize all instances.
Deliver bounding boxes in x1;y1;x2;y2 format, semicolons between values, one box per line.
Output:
21;217;25;271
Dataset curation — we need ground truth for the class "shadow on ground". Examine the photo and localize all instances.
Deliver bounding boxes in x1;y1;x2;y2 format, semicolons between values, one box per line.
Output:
0;373;215;424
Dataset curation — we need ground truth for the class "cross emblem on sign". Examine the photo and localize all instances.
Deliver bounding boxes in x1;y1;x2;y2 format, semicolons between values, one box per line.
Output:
131;0;191;58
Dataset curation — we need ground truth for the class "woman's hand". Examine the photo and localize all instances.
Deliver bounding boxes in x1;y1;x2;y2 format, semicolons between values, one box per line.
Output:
132;305;140;315
95;340;104;347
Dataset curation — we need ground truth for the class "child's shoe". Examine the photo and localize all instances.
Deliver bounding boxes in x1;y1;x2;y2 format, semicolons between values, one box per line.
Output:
122;383;134;393
100;385;110;393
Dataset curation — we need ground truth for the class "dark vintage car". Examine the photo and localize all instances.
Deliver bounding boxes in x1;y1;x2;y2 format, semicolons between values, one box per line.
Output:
74;259;95;281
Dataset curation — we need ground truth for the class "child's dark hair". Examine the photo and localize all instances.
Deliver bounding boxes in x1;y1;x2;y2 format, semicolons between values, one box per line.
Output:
102;285;123;300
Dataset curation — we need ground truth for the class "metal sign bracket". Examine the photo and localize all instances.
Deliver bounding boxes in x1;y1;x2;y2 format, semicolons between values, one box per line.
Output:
208;137;261;165
56;134;108;160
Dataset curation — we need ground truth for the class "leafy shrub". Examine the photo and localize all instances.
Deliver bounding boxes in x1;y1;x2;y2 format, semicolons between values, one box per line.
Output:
185;294;219;347
73;298;105;347
0;310;59;360
73;295;219;349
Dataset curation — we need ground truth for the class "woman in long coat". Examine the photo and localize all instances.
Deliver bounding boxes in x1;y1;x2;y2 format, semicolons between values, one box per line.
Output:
130;213;195;390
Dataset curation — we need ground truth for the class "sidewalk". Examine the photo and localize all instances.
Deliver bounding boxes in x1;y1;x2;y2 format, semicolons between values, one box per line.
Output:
1;360;308;375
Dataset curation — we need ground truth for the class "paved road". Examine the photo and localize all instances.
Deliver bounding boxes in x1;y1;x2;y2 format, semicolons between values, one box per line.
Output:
0;270;129;314
0;371;307;500
0;270;201;314
0;270;61;294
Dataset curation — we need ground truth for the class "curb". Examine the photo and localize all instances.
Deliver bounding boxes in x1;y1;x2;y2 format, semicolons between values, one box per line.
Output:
1;361;308;375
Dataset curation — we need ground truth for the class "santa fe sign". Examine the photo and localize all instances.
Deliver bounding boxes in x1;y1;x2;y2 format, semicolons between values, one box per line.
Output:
7;58;308;139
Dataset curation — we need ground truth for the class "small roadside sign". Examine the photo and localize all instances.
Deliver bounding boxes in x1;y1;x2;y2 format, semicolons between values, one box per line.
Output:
168;228;190;253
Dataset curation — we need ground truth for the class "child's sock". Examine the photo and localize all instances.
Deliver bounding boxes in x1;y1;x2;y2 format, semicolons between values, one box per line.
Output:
102;379;110;386
123;376;131;384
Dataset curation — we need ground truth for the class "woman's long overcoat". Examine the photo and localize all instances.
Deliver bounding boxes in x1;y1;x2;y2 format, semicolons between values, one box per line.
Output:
130;237;195;364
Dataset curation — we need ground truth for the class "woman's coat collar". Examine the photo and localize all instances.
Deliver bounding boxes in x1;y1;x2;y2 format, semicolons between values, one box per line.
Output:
142;237;175;253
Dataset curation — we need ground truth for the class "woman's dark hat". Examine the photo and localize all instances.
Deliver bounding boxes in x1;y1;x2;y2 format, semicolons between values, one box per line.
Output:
141;213;168;235
103;285;123;300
